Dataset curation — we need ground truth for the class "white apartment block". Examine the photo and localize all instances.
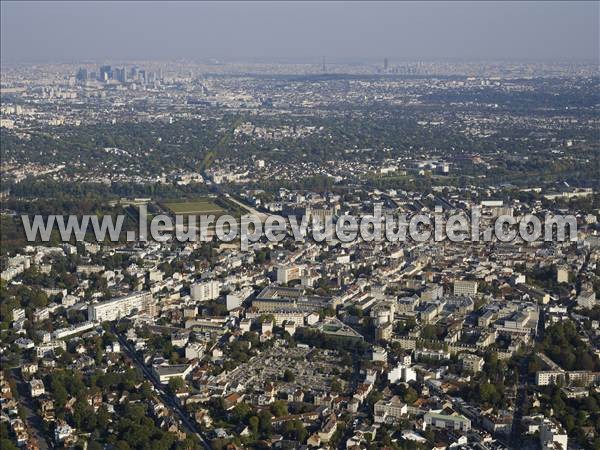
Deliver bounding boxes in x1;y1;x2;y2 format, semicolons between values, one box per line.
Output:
11;308;25;322
226;286;254;311
185;342;206;360
453;280;478;296
460;354;485;373
372;346;388;362
0;255;30;281
536;371;565;386
87;292;152;322
577;289;596;309
191;280;220;302
36;340;66;358
374;396;408;424
277;265;302;284
76;264;105;275
388;364;417;383
52;321;97;339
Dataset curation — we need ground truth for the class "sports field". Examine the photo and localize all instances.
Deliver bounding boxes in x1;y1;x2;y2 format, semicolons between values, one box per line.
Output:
162;199;225;215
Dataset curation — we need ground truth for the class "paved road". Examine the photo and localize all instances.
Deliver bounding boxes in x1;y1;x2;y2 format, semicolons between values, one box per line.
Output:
113;327;211;449
9;368;50;450
510;306;545;447
509;357;529;447
206;179;270;222
225;195;269;222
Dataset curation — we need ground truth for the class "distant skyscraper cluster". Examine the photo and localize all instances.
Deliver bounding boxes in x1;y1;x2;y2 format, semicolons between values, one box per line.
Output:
377;59;424;75
75;65;163;84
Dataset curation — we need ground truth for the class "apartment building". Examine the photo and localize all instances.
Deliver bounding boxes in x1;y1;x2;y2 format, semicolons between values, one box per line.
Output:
374;396;408;424
277;264;302;284
577;289;596;309
87;291;153;322
453;280;478;296
191;280;220;302
536;371;566;386
460;354;485;373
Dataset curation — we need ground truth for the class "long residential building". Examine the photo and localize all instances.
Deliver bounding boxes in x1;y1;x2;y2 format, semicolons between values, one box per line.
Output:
87;292;153;322
52;321;98;339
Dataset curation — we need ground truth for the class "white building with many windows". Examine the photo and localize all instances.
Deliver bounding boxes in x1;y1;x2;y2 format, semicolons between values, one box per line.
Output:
374;396;408;424
453;280;478;296
577;289;596;309
87;292;152;322
277;265;302;284
191;280;220;302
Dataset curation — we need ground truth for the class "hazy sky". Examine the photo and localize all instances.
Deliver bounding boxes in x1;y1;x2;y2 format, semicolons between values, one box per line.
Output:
1;1;598;63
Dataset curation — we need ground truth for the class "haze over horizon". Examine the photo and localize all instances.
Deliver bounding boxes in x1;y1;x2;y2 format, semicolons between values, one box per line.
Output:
1;1;598;64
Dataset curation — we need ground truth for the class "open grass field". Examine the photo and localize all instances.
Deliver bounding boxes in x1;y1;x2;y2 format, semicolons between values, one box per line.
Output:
162;199;225;215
